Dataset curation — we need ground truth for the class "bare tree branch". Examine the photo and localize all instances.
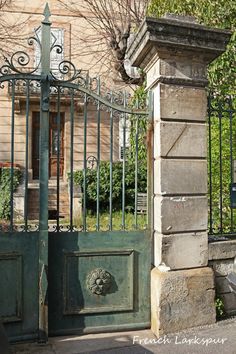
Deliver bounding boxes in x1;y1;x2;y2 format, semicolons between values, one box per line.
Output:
57;0;149;85
0;0;32;58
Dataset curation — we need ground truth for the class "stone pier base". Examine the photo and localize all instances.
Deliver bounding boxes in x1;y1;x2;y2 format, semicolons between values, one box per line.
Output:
151;267;216;336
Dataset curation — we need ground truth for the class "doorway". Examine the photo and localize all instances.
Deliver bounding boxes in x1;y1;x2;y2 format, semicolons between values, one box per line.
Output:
32;112;64;179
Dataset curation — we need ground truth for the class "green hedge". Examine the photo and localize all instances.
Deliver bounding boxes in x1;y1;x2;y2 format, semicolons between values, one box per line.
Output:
71;160;147;213
0;167;22;220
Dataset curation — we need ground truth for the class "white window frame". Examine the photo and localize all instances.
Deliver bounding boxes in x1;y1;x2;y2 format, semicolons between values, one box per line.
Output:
34;27;64;77
119;116;130;161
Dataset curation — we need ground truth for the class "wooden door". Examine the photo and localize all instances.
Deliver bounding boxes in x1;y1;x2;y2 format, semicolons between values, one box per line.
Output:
32;112;64;179
49;113;64;178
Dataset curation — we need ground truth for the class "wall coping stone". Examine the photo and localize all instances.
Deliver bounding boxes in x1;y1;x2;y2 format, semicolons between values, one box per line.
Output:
209;239;236;261
127;16;232;69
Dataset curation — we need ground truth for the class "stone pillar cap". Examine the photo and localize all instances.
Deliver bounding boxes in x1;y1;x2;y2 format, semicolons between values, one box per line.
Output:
126;16;232;69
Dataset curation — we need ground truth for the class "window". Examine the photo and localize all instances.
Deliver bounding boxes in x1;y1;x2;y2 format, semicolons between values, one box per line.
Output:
119;117;130;160
35;27;64;77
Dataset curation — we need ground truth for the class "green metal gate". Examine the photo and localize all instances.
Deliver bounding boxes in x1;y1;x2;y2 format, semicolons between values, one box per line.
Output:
0;5;152;342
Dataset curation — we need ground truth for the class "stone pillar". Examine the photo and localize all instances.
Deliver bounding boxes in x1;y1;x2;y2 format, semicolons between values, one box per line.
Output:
127;15;231;335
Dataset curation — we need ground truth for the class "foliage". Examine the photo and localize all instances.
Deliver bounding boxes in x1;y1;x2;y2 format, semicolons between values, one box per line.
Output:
0;167;22;220
148;0;236;95
208;96;236;234
148;0;236;234
215;296;225;318
62;211;147;231
129;85;148;163
57;0;149;84
148;0;235;28
70;86;149;214
71;160;147;213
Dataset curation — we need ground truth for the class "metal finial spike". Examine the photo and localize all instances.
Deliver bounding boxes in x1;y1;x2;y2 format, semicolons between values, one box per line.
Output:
43;3;51;23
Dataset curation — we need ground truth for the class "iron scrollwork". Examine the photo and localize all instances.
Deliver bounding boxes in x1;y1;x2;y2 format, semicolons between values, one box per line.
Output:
86;155;98;170
0;4;149;116
0;27;42;76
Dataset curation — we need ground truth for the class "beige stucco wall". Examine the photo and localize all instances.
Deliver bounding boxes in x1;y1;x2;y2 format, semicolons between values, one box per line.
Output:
0;0;122;180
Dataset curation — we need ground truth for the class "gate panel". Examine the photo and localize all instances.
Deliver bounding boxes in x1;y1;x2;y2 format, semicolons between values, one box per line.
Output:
0;233;39;342
48;231;150;335
0;5;151;341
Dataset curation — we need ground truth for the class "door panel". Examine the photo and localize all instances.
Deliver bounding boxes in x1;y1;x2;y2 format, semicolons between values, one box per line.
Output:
48;231;151;335
49;113;64;178
0;233;39;342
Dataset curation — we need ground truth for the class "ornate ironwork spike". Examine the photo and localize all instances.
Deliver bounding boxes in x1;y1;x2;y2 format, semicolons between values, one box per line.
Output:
43;3;51;24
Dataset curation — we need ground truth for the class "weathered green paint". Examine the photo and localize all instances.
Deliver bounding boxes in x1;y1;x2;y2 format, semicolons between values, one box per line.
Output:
38;3;51;342
0;232;39;342
48;231;151;335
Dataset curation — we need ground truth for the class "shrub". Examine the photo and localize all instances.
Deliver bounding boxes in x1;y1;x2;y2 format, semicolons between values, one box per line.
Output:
0;167;22;220
215;296;225;318
71;160;147;213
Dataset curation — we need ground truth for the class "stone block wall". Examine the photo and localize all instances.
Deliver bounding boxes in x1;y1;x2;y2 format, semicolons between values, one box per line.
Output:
127;14;232;336
209;240;236;316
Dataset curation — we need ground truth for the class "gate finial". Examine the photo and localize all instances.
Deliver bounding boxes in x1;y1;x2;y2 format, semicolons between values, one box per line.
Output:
43;3;51;24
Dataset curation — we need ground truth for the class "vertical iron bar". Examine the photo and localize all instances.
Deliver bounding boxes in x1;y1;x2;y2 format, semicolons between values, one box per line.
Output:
147;91;154;234
122;92;127;230
219;100;223;233
134;96;139;229
10;79;15;231
38;4;51;343
96;78;101;231
24;80;30;230
109;91;113;231
134;116;139;229
208;97;213;234
83;91;88;231
56;87;61;231
70;89;74;230
229;96;234;232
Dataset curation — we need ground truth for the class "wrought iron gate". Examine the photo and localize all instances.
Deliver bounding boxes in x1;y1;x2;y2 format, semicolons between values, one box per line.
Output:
0;5;152;342
208;94;236;238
